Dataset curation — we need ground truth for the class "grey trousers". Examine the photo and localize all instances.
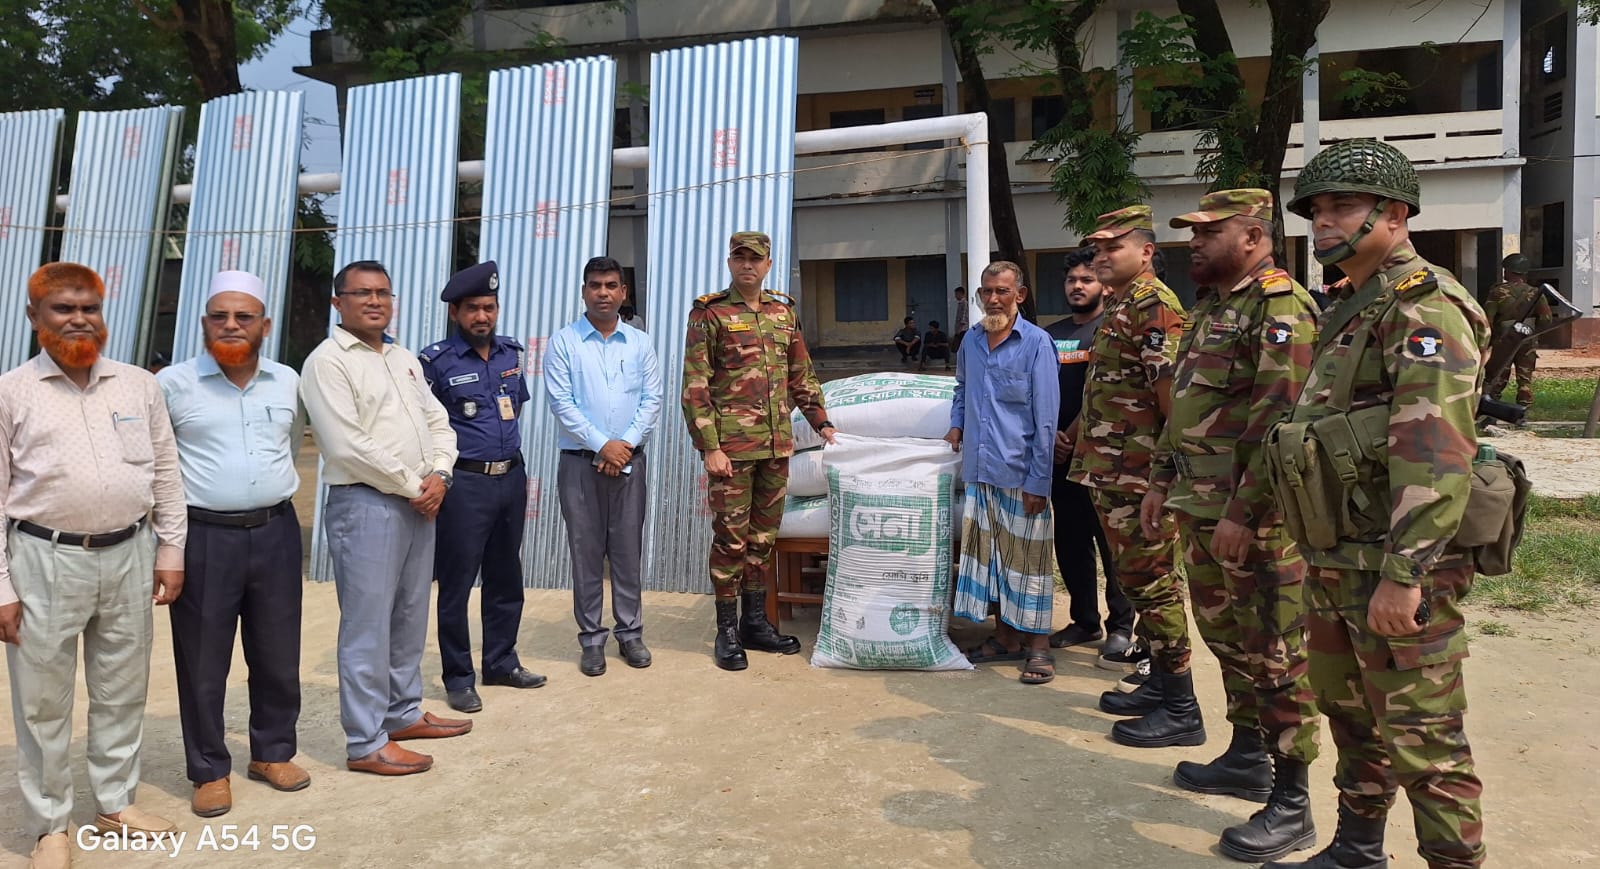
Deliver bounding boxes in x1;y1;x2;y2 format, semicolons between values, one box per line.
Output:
323;485;434;759
556;451;646;648
5;527;155;837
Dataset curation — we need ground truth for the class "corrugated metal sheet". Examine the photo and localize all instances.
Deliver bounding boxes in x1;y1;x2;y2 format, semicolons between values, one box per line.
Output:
309;73;462;582
0;110;64;372
478;58;617;590
172;91;305;363
58;107;185;365
641;36;799;593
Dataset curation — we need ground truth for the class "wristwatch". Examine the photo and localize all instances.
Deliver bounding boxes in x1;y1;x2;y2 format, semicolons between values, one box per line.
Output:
432;469;454;489
818;420;836;432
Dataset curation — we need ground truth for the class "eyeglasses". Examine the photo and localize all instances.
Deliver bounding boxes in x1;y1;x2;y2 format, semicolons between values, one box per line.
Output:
206;312;261;327
336;289;395;301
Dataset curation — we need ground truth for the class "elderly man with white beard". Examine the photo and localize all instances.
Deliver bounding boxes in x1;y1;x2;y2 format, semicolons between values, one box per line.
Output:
945;261;1061;685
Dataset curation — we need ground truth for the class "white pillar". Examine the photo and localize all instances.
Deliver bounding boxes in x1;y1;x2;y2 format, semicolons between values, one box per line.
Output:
1459;230;1480;291
1571;14;1599;324
1303;42;1323;290
1502;0;1524;261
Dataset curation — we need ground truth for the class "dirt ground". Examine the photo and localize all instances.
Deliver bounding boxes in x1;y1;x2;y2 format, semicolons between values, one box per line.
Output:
0;584;1594;868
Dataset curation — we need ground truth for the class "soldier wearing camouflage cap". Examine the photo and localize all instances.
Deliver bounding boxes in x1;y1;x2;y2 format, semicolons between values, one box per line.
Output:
1482;252;1551;407
1142;189;1323;862
682;231;835;671
1263;138;1490;869
1067;205;1202;748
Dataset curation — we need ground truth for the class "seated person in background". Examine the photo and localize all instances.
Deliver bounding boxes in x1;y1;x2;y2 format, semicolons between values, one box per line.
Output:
920;321;951;370
893;317;922;363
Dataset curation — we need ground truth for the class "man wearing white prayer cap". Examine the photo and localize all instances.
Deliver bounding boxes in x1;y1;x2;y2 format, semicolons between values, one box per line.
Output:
156;270;311;818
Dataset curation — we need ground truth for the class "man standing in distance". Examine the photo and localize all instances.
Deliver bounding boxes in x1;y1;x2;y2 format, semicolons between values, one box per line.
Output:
1482;252;1552;409
1069;206;1201;747
683;231;835;671
301;260;467;777
419;262;545;714
0;262;187;867
547;256;662;677
1141;190;1322;862
160;271;309;818
1046;249;1135;656
946;262;1060;685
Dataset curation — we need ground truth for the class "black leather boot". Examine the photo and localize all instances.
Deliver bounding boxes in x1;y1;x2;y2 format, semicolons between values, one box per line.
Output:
1218;756;1316;861
1261;803;1388;868
714;600;748;671
739;589;801;655
1173;725;1272;802
1111;668;1206;748
1099;668;1164;716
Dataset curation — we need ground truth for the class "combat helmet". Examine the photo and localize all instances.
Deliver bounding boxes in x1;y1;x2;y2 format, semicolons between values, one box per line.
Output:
1502;253;1533;274
1286;138;1420;219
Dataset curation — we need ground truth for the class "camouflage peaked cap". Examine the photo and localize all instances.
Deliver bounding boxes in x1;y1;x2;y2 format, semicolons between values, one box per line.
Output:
728;231;771;258
1287;138;1421;219
1170;188;1273;227
1082;205;1153;244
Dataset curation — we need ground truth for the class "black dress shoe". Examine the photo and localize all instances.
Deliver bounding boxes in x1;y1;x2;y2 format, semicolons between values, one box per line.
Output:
618;638;652;669
446;687;482;713
483;666;548;689
579;646;607;677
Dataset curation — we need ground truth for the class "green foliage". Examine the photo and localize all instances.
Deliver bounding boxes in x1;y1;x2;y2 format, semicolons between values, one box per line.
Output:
1473;517;1600;612
1523;377;1599;423
1029;124;1146;235
1577;1;1600;26
1335;68;1412;112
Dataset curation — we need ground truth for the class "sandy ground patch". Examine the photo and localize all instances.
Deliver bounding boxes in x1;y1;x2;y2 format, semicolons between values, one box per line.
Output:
1483;429;1600;498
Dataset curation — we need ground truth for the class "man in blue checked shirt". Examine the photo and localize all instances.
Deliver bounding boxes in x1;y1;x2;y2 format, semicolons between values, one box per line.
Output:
944;261;1061;685
545;256;663;678
420;261;546;714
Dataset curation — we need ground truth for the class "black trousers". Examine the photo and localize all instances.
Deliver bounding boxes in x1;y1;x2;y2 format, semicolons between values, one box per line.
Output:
1050;473;1135;635
434;464;528;690
171;506;303;784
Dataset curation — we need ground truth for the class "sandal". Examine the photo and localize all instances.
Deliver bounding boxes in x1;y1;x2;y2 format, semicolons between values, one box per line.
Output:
1019;651;1055;685
964;636;1025;664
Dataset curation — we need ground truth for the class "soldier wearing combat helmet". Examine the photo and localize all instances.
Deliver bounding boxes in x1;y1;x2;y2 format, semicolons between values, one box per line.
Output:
1263;138;1490;869
1482;252;1552;408
682;231;835;671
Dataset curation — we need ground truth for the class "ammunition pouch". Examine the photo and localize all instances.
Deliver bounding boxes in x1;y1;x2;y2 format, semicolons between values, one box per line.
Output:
1457;448;1532;576
1265;404;1390;552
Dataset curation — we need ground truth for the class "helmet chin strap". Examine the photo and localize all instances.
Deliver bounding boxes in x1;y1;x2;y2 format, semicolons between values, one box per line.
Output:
1313;197;1391;266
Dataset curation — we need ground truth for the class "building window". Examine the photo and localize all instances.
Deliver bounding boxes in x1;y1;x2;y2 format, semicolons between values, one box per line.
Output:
1542;202;1565;268
834;260;889;322
901;104;943;150
1033;251;1070;316
1538;15;1568;82
1031;96;1066;140
829;108;886;129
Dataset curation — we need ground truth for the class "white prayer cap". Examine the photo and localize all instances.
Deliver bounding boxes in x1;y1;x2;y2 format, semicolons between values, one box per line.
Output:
207;270;267;306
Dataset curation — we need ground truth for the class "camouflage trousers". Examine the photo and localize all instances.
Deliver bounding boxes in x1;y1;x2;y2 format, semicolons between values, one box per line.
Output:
706;457;790;599
1183;517;1319;763
1306;563;1485;868
1486;342;1536;407
1091;488;1189;673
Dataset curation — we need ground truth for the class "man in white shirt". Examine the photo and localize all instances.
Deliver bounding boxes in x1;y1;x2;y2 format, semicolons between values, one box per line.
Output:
159;271;309;818
300;260;465;777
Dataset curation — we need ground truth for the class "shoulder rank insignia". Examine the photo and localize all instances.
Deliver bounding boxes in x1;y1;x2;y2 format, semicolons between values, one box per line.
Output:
1394;268;1436;296
1261;271;1294;296
693;291;729;309
1133;285;1162;310
765;291;796;307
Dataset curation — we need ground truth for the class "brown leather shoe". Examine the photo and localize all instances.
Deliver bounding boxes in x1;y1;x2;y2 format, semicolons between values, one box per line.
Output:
93;805;175;837
346;741;433;776
388;710;473;740
247;760;311;792
29;832;70;869
191;777;231;817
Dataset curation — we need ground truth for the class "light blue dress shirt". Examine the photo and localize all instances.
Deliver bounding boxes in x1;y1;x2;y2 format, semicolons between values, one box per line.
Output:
949;318;1060;498
545;316;663;452
157;353;302;511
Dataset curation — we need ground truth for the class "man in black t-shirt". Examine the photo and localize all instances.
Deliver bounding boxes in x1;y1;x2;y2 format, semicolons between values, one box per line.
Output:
1046;249;1136;653
920;321;950;370
893;317;922;363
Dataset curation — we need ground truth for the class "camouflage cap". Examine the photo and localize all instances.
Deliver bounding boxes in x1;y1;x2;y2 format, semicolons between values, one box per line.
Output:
729;231;771;258
1169;188;1273;227
1082;205;1153;243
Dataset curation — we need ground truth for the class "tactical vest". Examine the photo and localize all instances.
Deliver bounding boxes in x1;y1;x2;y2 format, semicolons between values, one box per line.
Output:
1263;277;1531;576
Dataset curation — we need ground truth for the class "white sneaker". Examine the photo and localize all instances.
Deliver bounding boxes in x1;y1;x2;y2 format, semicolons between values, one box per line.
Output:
1116;658;1151;693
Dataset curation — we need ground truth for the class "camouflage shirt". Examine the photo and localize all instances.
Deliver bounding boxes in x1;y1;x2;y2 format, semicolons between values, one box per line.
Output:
1153;261;1318;526
681;288;827;461
1291;242;1490;583
1482;278;1552;334
1069;271;1187;493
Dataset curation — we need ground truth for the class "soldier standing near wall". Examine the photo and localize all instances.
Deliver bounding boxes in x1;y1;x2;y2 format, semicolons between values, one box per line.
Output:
1481;253;1551;409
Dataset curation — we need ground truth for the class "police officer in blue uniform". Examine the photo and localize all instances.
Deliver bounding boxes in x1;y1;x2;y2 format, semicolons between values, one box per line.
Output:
420;261;547;713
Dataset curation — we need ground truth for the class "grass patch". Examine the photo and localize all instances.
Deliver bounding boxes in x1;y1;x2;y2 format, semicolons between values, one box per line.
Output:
1524;377;1597;422
1525;493;1600;522
1475;620;1515;637
1474;513;1600;612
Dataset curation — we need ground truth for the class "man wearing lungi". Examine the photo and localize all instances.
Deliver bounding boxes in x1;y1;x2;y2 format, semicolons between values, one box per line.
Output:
945;261;1061;684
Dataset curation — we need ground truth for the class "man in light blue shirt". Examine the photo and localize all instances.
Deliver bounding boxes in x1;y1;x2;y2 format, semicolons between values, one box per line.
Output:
944;261;1061;685
157;270;309;818
545;256;663;676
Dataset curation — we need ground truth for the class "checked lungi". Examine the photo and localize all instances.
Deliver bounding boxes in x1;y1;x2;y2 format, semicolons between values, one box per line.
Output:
952;482;1056;634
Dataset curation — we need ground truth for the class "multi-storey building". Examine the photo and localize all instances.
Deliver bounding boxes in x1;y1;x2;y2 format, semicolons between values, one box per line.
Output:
301;0;1599;346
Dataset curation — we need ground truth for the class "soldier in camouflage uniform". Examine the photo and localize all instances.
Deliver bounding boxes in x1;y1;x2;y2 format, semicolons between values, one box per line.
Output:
682;231;835;671
1067;206;1201;748
1482;253;1551;408
1141;189;1322;862
1263;139;1489;869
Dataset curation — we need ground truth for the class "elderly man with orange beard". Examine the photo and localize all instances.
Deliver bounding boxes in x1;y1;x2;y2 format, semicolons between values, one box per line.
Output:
0;262;187;869
158;271;309;819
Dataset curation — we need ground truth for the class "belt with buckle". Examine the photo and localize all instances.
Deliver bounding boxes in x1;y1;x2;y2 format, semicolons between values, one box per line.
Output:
188;501;290;529
12;517;145;549
561;447;644;460
456;454;524;476
1174;452;1232;480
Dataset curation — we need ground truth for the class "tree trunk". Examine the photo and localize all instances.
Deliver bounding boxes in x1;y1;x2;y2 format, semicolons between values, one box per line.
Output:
172;0;244;100
1254;0;1330;261
1048;0;1107;131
